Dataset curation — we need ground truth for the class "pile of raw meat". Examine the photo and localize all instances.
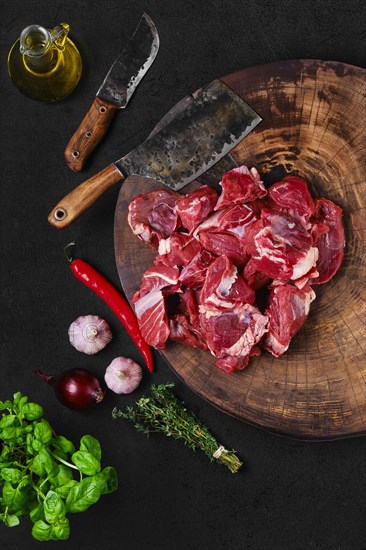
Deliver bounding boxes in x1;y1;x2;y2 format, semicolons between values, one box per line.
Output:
127;166;345;373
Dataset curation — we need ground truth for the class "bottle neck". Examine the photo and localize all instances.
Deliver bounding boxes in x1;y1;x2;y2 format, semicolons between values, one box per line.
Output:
20;26;60;74
23;47;58;74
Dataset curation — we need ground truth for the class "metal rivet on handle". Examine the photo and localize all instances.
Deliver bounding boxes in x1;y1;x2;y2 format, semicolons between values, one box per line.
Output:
55;208;67;221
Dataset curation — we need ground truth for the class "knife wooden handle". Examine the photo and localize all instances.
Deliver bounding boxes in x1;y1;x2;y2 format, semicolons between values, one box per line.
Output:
65;97;120;172
48;164;123;229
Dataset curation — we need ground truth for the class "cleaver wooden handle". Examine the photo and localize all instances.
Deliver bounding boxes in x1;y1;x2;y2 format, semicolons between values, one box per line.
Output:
65;97;119;172
48;164;123;229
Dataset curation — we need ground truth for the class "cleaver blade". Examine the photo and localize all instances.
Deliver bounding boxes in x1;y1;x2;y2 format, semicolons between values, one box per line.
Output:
49;79;261;229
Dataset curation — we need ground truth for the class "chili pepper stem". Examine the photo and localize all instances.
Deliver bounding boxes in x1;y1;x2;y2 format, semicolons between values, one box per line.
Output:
64;242;76;264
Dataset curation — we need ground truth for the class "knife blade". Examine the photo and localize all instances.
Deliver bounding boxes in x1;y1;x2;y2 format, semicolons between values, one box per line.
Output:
146;91;240;189
64;13;159;172
49;79;262;229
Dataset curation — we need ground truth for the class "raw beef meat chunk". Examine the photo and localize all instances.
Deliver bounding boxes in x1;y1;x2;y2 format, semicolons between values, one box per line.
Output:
246;210;319;283
197;231;248;269
268;176;315;223
177;288;201;326
309;198;345;284
215;354;250;374
243;258;271;290
169;314;208;351
134;290;170;349
132;265;180;302
157;233;201;267
194;204;258;241
215;204;258;239
216;344;262;374
192;203;258;269
179;249;215;289
214;166;267;210
170;289;208;351
128;189;180;248
199;256;255;312
175;185;218;233
263;284;316;357
200;303;269;372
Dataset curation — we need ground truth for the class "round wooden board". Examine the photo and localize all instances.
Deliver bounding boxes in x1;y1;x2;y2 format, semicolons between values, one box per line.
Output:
114;60;366;440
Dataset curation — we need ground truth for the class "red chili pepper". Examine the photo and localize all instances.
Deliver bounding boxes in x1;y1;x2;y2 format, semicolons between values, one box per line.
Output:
64;242;154;372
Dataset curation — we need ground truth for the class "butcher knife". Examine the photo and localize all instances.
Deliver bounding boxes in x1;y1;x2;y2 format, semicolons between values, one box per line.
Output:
64;13;159;172
48;79;262;229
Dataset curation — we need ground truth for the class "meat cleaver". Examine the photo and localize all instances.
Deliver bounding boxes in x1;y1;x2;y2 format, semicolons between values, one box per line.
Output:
48;79;261;229
64;13;159;172
145;91;241;188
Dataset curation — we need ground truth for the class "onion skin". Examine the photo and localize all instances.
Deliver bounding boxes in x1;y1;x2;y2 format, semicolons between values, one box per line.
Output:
35;368;105;410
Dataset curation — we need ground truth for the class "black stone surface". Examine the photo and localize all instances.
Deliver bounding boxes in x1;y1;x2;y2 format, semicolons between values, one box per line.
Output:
1;1;365;549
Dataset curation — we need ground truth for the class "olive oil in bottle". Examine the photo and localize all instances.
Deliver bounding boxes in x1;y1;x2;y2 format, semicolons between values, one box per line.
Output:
8;23;82;102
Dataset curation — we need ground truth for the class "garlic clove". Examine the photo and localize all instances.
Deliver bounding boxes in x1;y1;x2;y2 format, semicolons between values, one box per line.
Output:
68;315;112;355
104;357;142;394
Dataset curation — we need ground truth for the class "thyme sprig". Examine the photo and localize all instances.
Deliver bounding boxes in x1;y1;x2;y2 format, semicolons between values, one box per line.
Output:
112;383;243;473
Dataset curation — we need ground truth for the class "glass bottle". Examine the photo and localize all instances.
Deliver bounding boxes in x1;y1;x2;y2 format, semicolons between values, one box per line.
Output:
8;22;82;102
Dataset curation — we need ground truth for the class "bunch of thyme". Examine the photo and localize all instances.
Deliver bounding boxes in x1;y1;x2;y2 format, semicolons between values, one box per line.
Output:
112;383;243;473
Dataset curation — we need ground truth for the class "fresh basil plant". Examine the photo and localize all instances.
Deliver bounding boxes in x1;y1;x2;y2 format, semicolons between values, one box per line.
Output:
0;392;118;541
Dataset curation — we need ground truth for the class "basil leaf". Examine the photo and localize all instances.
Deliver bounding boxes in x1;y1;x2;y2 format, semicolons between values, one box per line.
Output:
12;393;28;416
0;427;23;440
31;437;42;452
66;477;102;513
4;514;20;527
52;435;75;456
55;480;78;500
79;435;102;462
12;392;26;410
43;490;66;524
0;445;10;461
71;451;101;476
30;502;45;523
49;464;73;488
22;403;43;421
26;434;37;456
0;400;13;411
51;517;70;540
95;466;118;495
0;415;18;428
31;520;53;541
30;448;56;477
30;452;46;477
1;468;22;484
19;396;28;410
2;481;29;512
34;421;52;445
19;474;32;488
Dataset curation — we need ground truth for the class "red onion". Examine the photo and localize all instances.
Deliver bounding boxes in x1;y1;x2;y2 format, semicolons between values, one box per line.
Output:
35;368;105;410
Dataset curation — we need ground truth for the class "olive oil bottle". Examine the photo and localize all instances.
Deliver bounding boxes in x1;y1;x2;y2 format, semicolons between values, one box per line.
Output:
8;23;82;102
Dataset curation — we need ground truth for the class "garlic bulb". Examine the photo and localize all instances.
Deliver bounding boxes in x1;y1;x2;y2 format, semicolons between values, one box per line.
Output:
68;315;112;355
104;357;142;394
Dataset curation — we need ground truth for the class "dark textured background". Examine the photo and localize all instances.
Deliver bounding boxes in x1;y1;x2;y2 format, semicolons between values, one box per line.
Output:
1;1;365;549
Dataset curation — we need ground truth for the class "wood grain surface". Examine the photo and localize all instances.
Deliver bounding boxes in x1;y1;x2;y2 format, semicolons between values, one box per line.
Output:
114;60;366;440
49;163;122;229
65;96;119;172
